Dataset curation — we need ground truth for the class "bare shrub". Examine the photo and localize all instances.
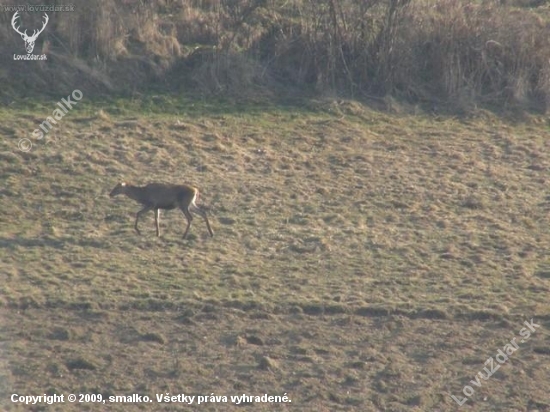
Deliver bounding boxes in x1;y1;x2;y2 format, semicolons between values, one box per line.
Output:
389;1;550;111
0;0;548;112
181;48;271;97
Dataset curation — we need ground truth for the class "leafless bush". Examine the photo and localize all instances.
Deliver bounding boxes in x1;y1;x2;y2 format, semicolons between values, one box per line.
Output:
389;0;550;111
0;0;548;112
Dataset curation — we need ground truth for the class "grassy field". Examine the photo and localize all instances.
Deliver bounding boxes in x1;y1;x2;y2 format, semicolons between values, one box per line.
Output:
1;97;550;411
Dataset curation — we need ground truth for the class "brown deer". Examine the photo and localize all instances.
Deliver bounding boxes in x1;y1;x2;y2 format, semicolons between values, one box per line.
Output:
109;182;214;238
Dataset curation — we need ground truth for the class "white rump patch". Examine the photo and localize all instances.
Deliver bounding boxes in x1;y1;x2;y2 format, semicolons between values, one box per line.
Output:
190;191;200;210
121;182;126;186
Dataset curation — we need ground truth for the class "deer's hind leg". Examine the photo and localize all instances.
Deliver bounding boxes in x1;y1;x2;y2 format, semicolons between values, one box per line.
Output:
180;207;193;239
191;204;214;237
154;209;161;237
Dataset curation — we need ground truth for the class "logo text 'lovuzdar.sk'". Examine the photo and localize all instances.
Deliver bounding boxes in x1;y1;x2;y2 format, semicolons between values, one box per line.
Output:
11;11;48;60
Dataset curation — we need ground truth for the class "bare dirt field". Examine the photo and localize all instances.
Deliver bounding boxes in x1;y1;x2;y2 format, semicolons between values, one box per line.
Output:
1;98;550;411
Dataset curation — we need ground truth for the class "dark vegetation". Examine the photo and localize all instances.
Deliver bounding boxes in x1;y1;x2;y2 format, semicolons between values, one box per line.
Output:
1;0;549;112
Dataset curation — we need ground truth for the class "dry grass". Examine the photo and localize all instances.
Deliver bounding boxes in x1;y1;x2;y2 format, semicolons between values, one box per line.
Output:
1;97;550;411
1;0;549;110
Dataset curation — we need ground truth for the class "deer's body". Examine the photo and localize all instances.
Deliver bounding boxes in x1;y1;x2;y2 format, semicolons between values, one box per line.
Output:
109;182;214;238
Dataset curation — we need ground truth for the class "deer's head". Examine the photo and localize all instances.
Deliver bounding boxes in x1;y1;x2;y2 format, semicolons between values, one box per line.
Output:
12;12;49;54
110;182;129;197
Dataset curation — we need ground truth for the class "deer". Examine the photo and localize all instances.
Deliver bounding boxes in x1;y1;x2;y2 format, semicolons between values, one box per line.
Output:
11;11;49;54
109;182;214;239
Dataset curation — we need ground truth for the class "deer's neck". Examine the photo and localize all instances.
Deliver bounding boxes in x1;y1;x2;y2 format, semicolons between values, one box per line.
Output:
125;185;148;203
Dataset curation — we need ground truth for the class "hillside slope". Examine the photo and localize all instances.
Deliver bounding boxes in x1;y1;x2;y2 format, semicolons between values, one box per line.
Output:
1;99;550;411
